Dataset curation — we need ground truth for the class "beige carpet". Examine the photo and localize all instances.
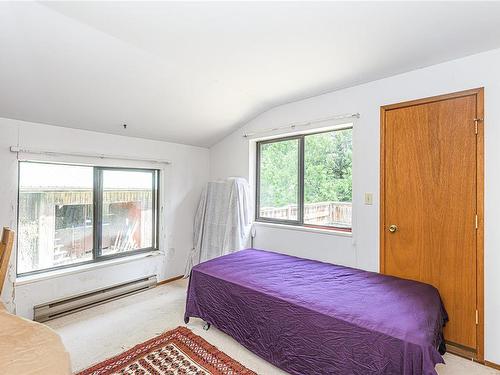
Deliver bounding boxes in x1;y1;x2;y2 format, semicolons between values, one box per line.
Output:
47;279;499;375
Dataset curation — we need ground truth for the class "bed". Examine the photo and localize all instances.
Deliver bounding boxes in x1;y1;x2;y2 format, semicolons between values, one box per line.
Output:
184;249;448;375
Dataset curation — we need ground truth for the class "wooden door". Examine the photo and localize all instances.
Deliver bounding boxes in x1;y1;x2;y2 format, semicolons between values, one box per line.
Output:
380;88;484;360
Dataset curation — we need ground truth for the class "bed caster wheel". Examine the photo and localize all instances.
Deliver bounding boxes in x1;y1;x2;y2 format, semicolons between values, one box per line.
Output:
203;322;211;331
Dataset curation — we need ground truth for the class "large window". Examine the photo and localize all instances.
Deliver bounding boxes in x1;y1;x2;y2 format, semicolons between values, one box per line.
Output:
18;162;159;275
256;126;352;231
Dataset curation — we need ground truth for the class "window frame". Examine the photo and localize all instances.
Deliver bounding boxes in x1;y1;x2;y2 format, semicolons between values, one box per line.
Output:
16;161;160;277
255;126;353;232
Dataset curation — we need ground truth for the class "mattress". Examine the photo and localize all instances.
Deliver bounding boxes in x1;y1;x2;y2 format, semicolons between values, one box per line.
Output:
184;249;448;375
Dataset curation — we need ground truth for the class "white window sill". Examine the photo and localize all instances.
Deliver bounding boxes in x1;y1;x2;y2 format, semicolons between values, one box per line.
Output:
253;221;353;237
15;250;163;286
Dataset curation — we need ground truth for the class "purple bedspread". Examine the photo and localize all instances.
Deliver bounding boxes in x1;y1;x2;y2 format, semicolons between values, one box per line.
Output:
184;249;448;375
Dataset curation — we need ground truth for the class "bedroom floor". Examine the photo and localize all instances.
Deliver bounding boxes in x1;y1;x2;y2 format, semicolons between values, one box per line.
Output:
47;279;499;375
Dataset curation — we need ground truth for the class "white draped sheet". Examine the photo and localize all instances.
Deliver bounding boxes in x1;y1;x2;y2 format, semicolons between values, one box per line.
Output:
184;178;251;277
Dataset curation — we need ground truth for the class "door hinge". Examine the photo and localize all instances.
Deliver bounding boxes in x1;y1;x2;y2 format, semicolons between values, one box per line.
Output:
475;214;478;229
474;118;483;134
476;310;479;325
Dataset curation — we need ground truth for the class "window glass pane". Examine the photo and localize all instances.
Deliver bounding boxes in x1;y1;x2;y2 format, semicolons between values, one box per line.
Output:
18;163;93;274
259;139;299;221
304;129;352;228
101;170;154;256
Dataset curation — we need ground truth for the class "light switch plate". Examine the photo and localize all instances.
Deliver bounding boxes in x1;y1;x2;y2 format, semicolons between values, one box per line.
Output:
364;192;373;205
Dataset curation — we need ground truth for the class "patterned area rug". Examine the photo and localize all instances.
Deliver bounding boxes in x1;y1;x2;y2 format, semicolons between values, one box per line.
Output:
76;326;256;375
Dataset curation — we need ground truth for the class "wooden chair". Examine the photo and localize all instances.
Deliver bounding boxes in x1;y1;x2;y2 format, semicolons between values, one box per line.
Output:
0;227;72;374
0;227;15;295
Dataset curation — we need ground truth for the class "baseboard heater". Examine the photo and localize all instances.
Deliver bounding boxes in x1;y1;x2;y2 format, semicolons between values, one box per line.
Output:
34;275;157;322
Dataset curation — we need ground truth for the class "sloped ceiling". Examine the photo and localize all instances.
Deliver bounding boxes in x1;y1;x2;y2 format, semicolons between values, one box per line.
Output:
1;1;500;147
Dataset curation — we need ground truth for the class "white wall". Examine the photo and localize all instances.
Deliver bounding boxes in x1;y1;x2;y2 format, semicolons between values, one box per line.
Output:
0;117;209;318
210;48;500;363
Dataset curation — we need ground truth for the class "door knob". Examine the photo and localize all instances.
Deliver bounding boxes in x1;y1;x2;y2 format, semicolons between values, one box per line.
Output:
388;224;398;233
